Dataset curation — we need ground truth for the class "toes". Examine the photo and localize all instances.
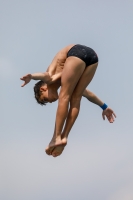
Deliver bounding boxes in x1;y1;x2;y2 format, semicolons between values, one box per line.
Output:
45;146;55;155
52;146;64;157
52;153;58;157
45;149;51;155
45;146;51;155
52;152;60;157
51;149;58;157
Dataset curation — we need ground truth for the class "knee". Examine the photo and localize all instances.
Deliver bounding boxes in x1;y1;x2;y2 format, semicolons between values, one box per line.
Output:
70;93;81;106
58;94;71;105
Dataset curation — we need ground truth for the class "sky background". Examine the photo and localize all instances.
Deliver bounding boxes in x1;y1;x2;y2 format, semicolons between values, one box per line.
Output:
0;0;133;200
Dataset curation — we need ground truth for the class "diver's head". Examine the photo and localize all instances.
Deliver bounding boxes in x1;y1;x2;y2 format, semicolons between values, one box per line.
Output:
34;81;58;105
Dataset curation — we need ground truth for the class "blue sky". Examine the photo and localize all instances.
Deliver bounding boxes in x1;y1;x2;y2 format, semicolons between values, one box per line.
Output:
0;1;133;200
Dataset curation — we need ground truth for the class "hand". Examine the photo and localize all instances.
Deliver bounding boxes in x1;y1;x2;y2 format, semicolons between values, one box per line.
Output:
102;107;116;123
20;74;32;87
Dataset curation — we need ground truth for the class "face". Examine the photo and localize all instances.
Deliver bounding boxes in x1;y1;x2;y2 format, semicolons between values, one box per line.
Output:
40;85;58;103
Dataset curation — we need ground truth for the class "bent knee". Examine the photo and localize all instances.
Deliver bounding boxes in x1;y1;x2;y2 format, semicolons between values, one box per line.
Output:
58;94;71;104
70;94;82;105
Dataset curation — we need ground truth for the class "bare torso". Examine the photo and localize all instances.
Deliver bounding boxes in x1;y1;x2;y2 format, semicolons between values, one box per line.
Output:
47;44;75;76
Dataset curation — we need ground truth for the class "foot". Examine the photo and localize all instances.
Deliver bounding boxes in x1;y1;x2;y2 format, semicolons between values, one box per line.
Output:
45;136;63;155
52;138;67;157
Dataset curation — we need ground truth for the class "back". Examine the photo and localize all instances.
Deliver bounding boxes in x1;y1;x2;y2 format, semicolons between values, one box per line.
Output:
47;44;75;75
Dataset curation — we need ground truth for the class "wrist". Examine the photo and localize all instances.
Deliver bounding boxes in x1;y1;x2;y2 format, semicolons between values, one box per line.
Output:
100;103;108;110
28;74;32;80
31;74;37;80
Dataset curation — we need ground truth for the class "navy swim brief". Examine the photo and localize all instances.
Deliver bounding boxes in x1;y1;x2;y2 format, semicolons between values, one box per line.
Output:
67;44;98;67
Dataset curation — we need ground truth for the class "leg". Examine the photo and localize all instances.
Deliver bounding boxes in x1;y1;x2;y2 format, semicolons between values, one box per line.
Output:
45;57;86;155
52;62;98;157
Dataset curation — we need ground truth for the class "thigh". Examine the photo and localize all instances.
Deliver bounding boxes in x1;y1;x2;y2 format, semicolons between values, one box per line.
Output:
59;57;86;99
71;62;98;99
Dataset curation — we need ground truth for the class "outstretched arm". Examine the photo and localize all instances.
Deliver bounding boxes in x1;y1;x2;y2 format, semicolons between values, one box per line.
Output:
20;53;63;87
83;89;116;123
20;71;62;87
20;72;51;87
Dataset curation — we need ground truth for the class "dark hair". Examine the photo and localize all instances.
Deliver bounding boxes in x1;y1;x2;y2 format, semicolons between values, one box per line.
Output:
34;81;48;106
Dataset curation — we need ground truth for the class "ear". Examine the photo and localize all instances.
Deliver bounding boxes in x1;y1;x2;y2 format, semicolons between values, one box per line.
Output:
40;85;47;92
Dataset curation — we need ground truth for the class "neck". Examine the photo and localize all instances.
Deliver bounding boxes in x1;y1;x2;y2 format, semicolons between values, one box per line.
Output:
51;79;60;90
48;80;60;93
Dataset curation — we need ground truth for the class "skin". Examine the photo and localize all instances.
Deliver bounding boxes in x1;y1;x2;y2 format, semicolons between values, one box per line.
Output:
20;44;116;157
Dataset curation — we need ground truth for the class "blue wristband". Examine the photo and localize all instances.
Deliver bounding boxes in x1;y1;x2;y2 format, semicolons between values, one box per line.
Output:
100;103;108;110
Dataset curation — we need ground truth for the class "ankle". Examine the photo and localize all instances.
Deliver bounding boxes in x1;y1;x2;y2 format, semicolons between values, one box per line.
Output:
52;135;61;141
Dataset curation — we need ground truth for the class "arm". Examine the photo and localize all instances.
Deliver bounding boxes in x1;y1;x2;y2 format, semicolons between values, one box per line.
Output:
20;71;62;87
82;89;104;106
20;53;63;87
83;89;116;123
20;72;51;87
32;71;62;84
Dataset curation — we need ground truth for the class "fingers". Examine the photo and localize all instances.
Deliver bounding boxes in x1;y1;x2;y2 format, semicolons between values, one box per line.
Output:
107;108;117;119
113;112;117;118
21;83;26;87
20;74;30;78
108;116;114;123
108;114;115;123
102;113;105;120
20;76;27;79
20;78;25;87
109;111;116;123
